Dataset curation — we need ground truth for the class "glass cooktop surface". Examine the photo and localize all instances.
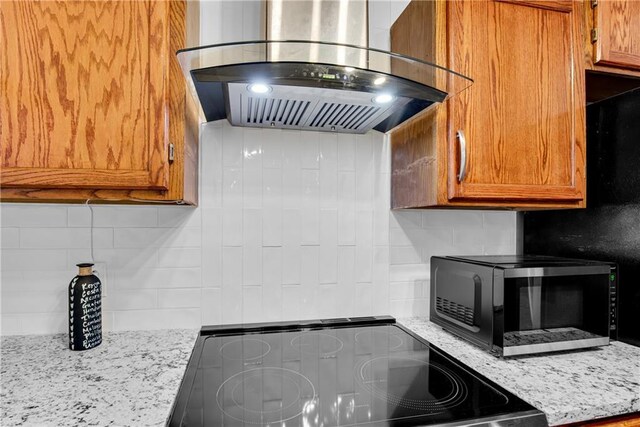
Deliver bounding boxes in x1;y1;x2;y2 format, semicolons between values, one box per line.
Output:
170;319;544;426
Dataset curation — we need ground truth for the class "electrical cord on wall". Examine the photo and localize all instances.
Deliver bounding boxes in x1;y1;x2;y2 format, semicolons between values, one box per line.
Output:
84;197;187;271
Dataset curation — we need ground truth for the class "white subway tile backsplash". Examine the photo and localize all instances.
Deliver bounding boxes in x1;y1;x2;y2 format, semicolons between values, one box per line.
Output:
390;246;422;265
21;228;112;249
157;248;201;268
315;284;337;318
18;312;67;335
200;124;224;208
1;315;22;335
281;285;305;320
300;170;320;245
337;172;356;245
242;286;263;323
113;228;200;249
157;207;201;228
222;208;243;247
389;263;430;283
1;127;517;334
282;168;301;210
222;168;243;209
2;249;68;271
112;308;200;331
157;288;201;309
262;209;282;247
242;209;262;247
0;1;518;336
262;128;283;169
243;245;262;286
1;227;19;248
282;130;302;171
422;210;483;228
201;288;222;325
1;290;66;314
107;289;157;310
337;133;356;171
113;268;201;289
319;135;338;209
1;205;67;228
282;209;301;247
243;168;262;209
93;207;158;228
354;283;374;316
300;132;320;170
282;244;301;285
300;246;319;286
222;125;244;168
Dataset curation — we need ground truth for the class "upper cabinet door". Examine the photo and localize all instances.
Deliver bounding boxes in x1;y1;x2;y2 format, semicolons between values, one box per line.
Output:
0;1;170;190
447;0;585;203
593;0;640;70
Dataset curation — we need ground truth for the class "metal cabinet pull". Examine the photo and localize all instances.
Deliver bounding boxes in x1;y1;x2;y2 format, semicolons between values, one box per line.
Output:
457;130;467;182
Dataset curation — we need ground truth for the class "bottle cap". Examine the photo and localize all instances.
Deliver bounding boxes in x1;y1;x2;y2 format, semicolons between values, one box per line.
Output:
77;263;94;276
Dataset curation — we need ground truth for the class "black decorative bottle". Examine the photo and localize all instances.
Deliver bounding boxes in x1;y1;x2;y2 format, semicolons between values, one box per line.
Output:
68;263;102;351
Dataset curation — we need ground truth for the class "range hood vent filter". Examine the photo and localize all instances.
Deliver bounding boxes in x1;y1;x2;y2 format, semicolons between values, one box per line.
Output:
178;40;472;134
228;82;413;133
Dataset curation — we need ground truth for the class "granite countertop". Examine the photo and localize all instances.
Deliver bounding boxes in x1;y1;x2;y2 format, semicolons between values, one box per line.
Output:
400;317;640;426
1;329;198;427
2;322;639;426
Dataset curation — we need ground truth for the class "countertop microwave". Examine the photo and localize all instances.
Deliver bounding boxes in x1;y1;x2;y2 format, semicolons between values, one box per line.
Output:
430;255;617;357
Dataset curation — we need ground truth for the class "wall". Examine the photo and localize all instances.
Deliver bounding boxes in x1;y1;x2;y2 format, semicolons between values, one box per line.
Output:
524;88;640;346
0;1;518;335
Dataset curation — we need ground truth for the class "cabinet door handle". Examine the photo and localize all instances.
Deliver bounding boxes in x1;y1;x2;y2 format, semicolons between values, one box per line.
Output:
457;130;467;182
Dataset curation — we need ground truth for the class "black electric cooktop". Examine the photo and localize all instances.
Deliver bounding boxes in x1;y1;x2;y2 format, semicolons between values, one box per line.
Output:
168;317;547;426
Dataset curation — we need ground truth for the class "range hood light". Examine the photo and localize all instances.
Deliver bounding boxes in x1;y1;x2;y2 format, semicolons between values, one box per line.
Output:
248;83;272;94
344;67;355;72
373;94;394;104
373;77;386;86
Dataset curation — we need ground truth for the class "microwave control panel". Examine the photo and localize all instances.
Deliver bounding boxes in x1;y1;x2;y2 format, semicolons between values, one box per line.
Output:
609;266;618;340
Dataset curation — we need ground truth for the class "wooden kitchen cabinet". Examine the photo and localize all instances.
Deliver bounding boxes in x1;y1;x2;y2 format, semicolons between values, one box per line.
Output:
0;0;199;204
390;0;586;209
592;0;640;71
584;0;640;103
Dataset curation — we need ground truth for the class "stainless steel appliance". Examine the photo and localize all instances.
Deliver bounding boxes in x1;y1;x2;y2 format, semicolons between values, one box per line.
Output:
168;316;547;426
176;1;472;134
524;88;640;348
431;255;616;357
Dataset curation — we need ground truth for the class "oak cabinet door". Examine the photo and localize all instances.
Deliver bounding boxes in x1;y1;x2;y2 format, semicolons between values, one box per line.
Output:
447;0;585;203
0;1;170;190
593;0;640;71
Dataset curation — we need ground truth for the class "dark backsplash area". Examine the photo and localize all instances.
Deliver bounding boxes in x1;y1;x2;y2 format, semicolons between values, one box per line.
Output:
524;88;640;346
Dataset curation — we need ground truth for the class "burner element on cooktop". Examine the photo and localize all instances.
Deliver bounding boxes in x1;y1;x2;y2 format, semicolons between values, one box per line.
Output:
216;367;317;425
169;317;548;427
358;356;469;412
219;338;271;361
290;332;344;357
355;329;405;351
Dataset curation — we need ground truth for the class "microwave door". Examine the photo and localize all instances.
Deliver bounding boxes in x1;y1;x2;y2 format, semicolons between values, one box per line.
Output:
503;273;611;357
527;277;542;330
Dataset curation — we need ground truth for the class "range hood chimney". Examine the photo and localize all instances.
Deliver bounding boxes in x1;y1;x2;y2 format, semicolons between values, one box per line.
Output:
178;1;472;134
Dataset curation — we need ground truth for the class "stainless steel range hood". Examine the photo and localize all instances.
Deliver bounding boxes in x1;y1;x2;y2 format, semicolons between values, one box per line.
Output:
177;1;472;134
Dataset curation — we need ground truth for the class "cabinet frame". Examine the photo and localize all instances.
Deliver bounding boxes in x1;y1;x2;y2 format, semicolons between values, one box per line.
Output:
0;0;199;204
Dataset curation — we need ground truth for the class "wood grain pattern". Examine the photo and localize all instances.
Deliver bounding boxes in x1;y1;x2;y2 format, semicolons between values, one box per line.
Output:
390;0;586;209
449;0;584;202
1;1;167;190
561;413;640;427
0;0;199;204
594;0;640;70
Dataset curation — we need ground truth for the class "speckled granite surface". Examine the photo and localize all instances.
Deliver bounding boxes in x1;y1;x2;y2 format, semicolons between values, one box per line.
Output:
2;322;639;426
1;329;198;426
399;317;640;426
